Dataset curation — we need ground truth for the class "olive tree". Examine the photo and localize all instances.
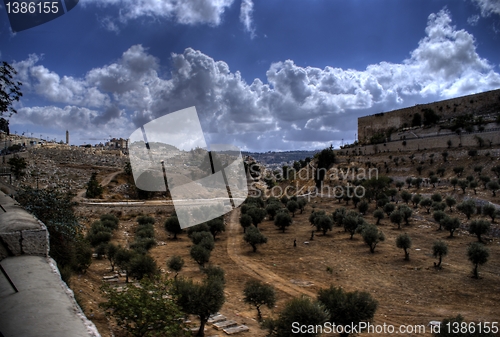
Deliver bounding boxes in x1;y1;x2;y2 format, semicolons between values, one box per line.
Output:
396;233;412;261
315;214;333;235
190;244;211;268
343;212;364;239
207;217;225;240
264;297;328;337
445;196;456;212
240;214;252;233
297;198;308;214
247;207;267;227
167;255;184;278
390;210;403;229
358;200;369;215
398;205;413;225
440;216;461;238
175;272;225;336
467;242;489;279
401;190;412;204
468;219;490;243
419;198;433;213
373;209;384;225
317;286;378;337
361;224;385;253
286;200;299;217
457;200;476;220
266;203;280;221
432;241;448;269
243;280;276;321
274;212;292;233
244;225;268;252
433;211;447;230
411;194;422;209
100;277;184;337
164;215;182;239
482;204;498;223
487;181;499;197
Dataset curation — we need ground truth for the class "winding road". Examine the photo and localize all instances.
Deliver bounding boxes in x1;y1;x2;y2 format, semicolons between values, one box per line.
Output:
74;170;124;202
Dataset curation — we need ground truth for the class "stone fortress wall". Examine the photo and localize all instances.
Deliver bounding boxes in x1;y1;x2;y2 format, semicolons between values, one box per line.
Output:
358;89;500;143
344;126;500;156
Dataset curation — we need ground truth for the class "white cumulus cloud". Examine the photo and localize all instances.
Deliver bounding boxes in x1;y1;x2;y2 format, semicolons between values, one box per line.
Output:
239;0;256;38
81;0;235;32
471;0;500;17
11;9;500;151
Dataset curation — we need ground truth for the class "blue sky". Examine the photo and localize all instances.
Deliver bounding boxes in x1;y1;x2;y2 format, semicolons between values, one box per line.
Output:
1;0;500;151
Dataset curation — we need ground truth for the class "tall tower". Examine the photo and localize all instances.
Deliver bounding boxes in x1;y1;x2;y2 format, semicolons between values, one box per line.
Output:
66;130;69;145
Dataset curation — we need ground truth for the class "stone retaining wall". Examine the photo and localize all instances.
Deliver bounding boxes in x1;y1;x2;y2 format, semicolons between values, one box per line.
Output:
338;128;500;156
358;89;500;142
0;192;48;261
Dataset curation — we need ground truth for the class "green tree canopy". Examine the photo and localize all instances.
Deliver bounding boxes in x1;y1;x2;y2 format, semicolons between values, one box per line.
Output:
361;224;385;253
469;219;491;243
165;215;182;239
243;280;276;321
167;255;184;278
190;244;211;268
16;187;89;277
240;213;253;233
244;225;268;252
396;233;412;260
85;172;103;198
315;146;336;189
175;272;225;336
432;240;448;269
1;61;23;116
274;212;292;233
100;277;185;337
286;200;299;217
467;242;490;279
317;286;378;337
207;217;225;240
265;296;328;337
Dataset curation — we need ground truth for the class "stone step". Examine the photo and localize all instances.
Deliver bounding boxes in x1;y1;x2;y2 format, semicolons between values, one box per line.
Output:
103;275;118;280
208;314;227;324
213;320;238;330
223;325;249;335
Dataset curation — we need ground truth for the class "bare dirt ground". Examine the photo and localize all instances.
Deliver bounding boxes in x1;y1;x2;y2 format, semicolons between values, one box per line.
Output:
5;146;500;337
73;196;500;337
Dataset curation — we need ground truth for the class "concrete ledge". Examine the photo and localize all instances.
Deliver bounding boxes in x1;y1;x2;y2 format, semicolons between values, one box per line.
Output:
0;255;100;337
0;192;99;336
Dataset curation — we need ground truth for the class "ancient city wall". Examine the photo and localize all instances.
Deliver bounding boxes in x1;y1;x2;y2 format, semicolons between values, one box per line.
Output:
340;128;500;156
358;89;500;142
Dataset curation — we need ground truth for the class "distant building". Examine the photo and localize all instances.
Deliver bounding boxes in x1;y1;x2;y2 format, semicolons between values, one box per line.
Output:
106;138;128;150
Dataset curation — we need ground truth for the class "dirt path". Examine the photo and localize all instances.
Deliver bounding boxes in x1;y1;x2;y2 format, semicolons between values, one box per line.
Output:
74;170;123;201
226;208;316;298
226;208;427;334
